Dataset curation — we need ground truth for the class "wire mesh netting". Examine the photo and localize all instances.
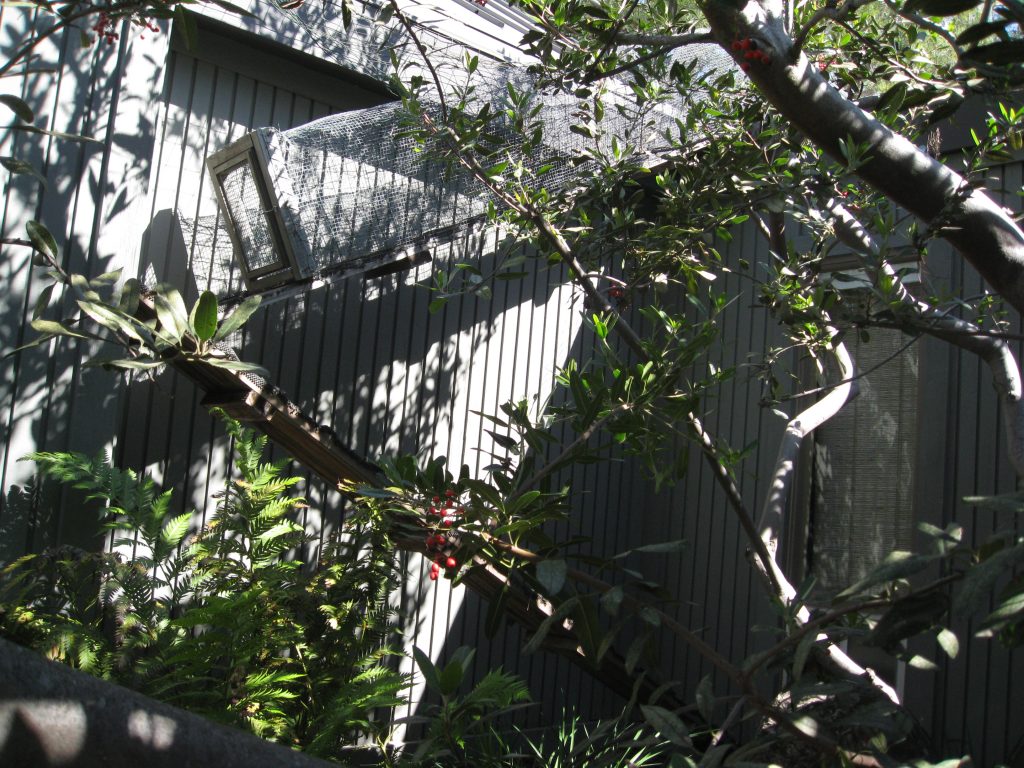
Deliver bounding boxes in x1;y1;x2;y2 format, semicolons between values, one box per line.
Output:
209;0;735;293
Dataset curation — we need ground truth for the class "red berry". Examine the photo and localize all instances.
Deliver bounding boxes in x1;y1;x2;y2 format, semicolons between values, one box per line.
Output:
445;557;457;569
731;40;742;51
445;489;455;497
741;63;751;72
760;55;771;66
446;499;454;508
739;38;751;50
432;495;440;504
429;570;438;581
436;534;447;545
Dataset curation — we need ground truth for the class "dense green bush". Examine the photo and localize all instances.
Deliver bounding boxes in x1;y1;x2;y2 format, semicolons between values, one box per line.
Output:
0;414;406;757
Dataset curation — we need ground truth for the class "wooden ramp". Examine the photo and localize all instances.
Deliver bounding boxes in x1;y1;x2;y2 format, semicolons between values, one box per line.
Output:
161;334;661;705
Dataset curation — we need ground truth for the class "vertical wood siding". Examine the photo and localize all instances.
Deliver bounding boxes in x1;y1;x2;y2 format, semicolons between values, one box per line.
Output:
2;7;1023;759
0;13;171;555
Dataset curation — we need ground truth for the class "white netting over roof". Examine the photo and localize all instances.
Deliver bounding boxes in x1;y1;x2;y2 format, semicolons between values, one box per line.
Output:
210;0;734;292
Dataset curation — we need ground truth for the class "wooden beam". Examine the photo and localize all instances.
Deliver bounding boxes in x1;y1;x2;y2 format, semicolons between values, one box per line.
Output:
144;296;670;705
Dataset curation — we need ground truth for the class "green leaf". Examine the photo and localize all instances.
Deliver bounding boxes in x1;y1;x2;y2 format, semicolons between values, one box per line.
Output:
905;0;979;15
868;591;950;650
937;628;959;659
906;654;939;671
640;704;692;747
32;283;55;320
7;124;101;143
954;541;1024;618
154;284;189;344
964;39;1024;65
213;295;261;341
375;1;394;24
119;278;142;315
438;655;468;696
536;559;567;595
956;20;1012;46
191;291;219;342
203;359;269;376
695;674;714;722
0;94;33;122
836;551;938;599
29;318;88;339
524;597;579;654
1;156;47;188
484;585;508;638
982;590;1024;628
86;357;164;370
412;646;441;694
625;630;649;673
792;631;818;682
26;220;58;260
161;512;192;549
77;299;144;344
613;538;687;560
600;585;624;615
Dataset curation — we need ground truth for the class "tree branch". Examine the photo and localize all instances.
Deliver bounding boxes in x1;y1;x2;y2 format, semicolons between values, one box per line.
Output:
791;0;873;56
387;0;449;120
825;198;1024;478
701;3;1024;315
757;331;858;574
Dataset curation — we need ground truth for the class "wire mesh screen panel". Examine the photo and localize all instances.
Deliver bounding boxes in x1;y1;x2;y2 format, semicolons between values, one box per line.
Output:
219;158;285;274
207;27;733;293
809;328;919;594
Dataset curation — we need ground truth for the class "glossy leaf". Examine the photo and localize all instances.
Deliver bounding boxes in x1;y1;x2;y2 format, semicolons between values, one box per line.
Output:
191;291;219;342
154;285;189;344
536;558;567;595
905;0;979;15
213;295;261;342
26;220;58;260
0;93;33;122
1;156;46;188
412;646;441;694
640;704;691;747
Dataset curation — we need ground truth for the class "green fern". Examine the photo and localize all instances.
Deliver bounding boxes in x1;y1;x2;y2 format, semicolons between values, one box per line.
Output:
1;414;408;759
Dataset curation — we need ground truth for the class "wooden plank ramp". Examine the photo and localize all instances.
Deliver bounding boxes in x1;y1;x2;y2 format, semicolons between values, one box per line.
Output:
156;314;667;706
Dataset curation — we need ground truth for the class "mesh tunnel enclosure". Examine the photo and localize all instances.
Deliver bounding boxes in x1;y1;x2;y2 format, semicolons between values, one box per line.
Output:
206;27;733;295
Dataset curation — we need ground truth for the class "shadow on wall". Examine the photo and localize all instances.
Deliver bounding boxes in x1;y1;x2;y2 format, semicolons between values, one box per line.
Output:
0;12;167;553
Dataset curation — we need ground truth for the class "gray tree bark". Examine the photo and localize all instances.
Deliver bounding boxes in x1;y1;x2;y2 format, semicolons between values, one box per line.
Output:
701;0;1024;314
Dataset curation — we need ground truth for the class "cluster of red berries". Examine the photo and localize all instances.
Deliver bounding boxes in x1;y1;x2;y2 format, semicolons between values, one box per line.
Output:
607;285;625;300
90;11;160;45
135;18;161;40
731;37;771;72
92;12;119;45
426;488;463;581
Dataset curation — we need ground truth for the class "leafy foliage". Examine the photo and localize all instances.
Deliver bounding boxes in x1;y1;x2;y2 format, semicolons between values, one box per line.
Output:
0;415;406;757
5;261;267;377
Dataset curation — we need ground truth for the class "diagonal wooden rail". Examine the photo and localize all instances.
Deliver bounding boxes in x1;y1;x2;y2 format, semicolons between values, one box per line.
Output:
159;324;668;706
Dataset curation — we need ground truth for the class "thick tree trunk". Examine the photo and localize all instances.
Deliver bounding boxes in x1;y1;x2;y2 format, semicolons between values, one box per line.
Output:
701;0;1024;314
